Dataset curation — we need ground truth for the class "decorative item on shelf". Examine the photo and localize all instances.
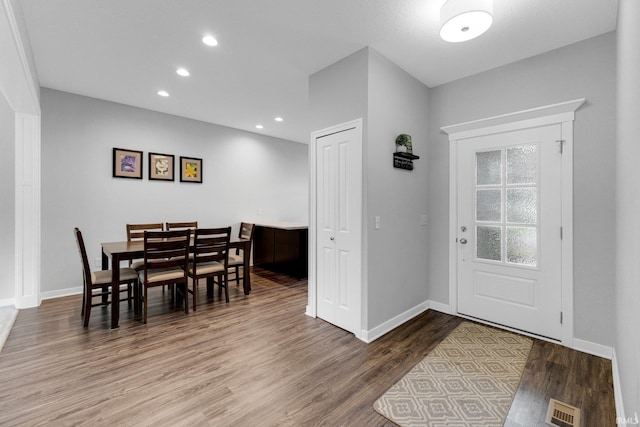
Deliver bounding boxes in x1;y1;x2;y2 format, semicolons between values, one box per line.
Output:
394;134;419;171
396;134;412;153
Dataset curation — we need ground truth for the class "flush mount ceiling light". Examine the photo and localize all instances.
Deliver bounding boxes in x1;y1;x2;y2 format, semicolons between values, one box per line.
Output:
440;0;493;43
202;35;218;46
176;67;190;77
157;90;170;97
274;117;283;122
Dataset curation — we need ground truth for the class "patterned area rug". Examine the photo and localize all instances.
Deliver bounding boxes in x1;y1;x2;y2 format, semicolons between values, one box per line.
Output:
0;306;18;353
374;322;533;427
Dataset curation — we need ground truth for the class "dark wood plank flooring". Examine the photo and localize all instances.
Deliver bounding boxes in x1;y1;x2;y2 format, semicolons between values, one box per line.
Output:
0;268;615;426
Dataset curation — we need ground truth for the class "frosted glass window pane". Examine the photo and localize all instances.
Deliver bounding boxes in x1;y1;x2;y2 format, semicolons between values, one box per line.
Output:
507;145;537;184
477;226;501;261
506;188;537;224
476;189;501;222
506;227;537;266
476;150;502;186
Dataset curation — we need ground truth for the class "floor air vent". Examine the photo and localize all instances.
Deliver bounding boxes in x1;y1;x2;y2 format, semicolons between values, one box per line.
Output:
546;398;581;427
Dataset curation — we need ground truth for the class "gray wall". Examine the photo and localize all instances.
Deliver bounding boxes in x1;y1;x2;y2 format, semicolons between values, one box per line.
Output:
41;88;308;295
428;32;616;347
366;49;429;329
309;47;369;133
616;0;640;416
310;47;430;332
0;93;15;302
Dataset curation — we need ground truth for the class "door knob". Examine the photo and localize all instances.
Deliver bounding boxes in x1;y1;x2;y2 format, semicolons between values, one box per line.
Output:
459;238;467;244
330;236;334;241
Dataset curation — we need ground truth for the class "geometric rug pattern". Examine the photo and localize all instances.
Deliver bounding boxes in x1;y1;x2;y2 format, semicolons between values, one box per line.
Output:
0;306;18;353
374;322;533;427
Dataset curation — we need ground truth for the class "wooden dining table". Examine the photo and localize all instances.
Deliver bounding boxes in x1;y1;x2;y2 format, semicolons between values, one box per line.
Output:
101;237;252;328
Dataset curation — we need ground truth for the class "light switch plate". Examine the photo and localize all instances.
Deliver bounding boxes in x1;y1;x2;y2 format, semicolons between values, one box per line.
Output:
420;214;428;226
375;216;381;229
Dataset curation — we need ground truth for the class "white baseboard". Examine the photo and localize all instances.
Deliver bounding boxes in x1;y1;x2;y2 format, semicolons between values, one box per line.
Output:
41;287;82;301
360;300;429;343
573;338;613;360
427;300;452;315
0;298;17;307
305;305;315;318
612;348;626;423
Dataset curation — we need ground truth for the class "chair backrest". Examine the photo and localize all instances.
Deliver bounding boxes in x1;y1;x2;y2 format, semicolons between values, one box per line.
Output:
193;227;231;269
73;227;92;289
166;221;198;231
236;222;255;255
143;229;191;275
127;223;164;241
238;222;255;240
127;222;164;242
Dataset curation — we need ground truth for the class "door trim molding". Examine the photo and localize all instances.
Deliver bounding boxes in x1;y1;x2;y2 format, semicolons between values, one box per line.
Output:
307;118;364;340
443;99;585;347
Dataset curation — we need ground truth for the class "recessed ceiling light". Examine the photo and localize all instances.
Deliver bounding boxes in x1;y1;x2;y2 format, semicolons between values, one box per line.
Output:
274;117;283;122
256;125;264;129
176;68;190;77
202;35;218;46
157;90;170;97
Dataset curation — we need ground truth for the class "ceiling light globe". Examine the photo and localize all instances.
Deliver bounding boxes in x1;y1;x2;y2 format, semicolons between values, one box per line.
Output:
440;0;493;43
202;35;218;46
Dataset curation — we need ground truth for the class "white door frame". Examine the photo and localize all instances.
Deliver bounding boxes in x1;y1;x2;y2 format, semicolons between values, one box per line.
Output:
442;99;585;346
2;0;42;309
307;118;363;340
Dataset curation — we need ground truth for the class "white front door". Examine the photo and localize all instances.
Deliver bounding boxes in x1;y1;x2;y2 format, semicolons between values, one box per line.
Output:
457;124;563;340
315;125;362;335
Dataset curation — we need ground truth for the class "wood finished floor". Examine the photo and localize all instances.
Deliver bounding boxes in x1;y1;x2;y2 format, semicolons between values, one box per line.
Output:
0;268;615;426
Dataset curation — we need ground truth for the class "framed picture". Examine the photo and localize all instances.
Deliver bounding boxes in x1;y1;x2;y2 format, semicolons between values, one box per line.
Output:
148;152;175;181
180;156;203;183
113;148;143;179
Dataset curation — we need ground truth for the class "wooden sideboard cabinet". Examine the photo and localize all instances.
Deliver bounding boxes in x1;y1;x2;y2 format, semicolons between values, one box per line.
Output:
253;222;308;279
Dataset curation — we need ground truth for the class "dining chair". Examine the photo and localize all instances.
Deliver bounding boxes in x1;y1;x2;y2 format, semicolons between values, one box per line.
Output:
228;222;255;287
187;227;231;310
74;227;139;327
126;223;164;271
140;229;191;324
165;221;198;231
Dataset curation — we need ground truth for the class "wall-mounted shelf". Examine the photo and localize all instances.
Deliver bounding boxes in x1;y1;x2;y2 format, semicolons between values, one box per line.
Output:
393;152;420;170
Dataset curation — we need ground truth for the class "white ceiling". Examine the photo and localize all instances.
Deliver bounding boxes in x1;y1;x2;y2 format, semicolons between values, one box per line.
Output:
20;0;618;143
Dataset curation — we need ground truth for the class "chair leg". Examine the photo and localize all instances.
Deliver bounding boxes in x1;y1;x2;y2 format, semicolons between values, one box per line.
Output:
192;279;197;312
222;273;229;303
133;280;140;315
235;266;240;285
83;291;91;327
143;286;148;324
181;283;188;315
81;289;86;317
225;273;229;303
206;277;214;296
